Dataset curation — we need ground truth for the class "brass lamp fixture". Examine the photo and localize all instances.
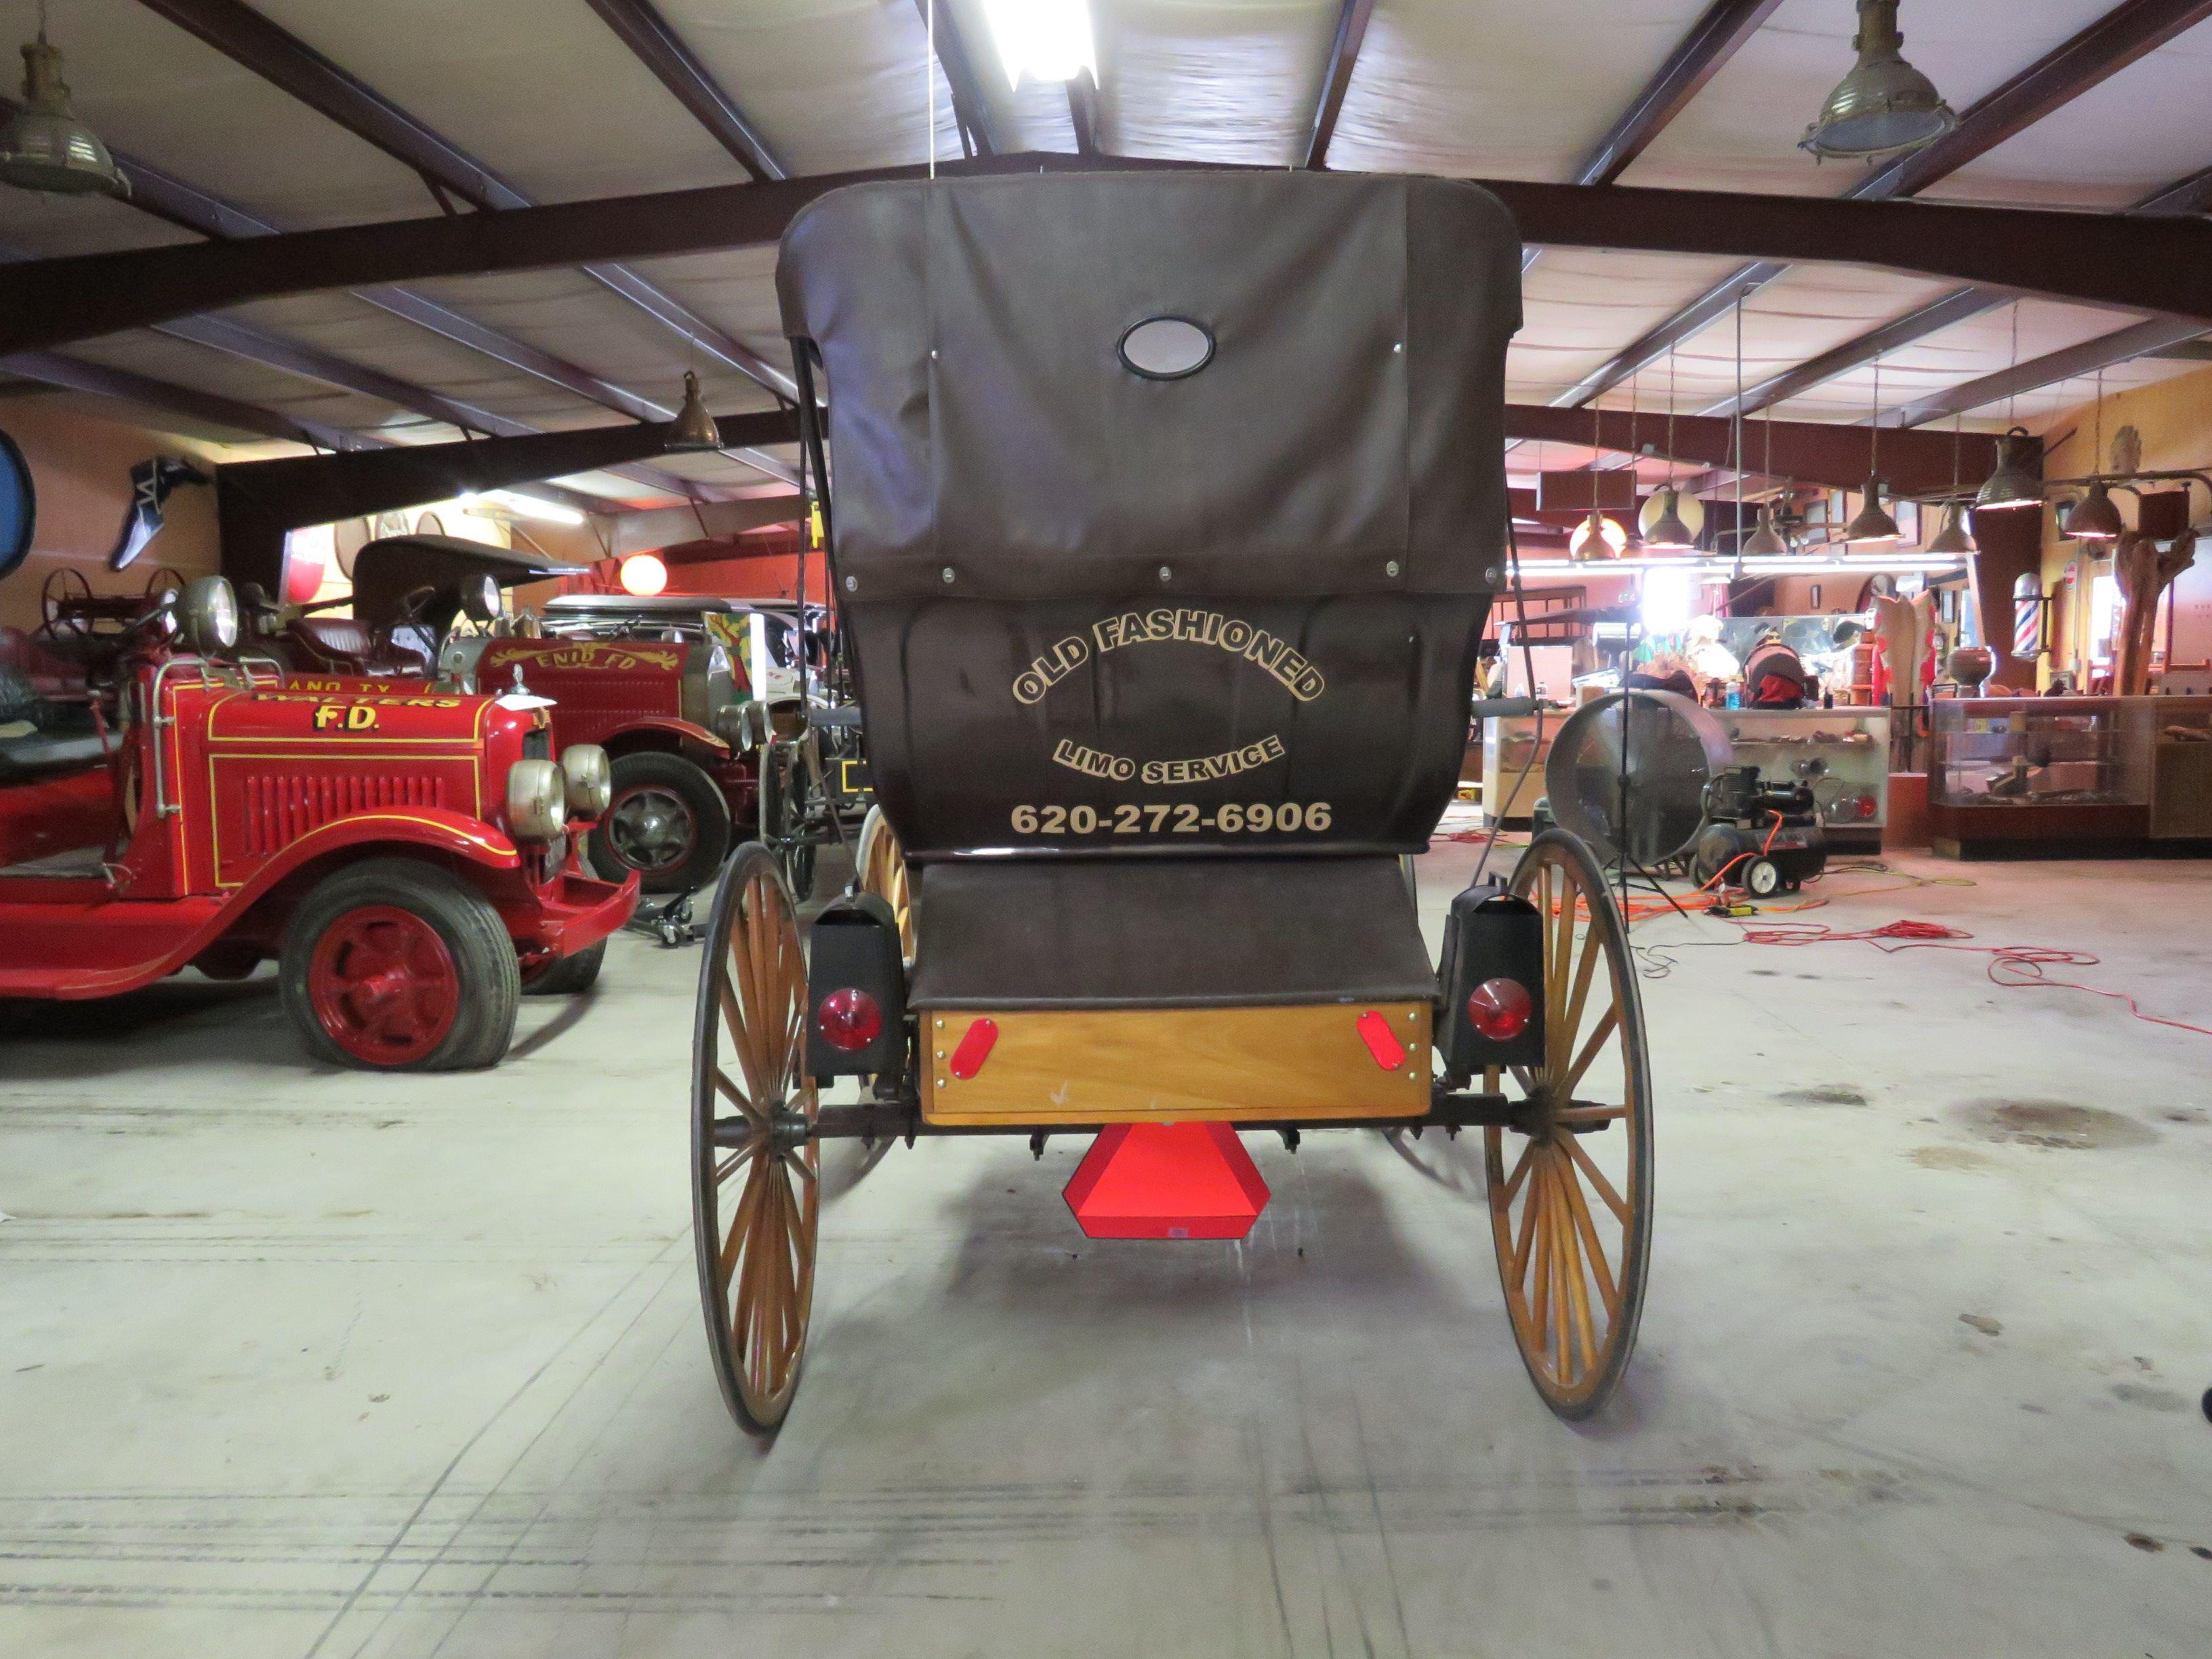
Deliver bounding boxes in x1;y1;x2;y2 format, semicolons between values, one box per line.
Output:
2061;480;2124;542
1975;428;2044;510
665;370;721;453
1570;508;1627;561
1643;485;1698;551
0;5;127;197
1741;501;1792;557
1927;501;1974;554
1800;0;1957;161
1845;353;1900;542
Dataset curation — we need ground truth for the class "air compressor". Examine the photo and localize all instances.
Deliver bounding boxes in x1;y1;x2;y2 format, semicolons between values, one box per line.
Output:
1690;764;1827;898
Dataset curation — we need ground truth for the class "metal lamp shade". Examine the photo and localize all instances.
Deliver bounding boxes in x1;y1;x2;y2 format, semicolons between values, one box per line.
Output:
1975;429;2043;512
1927;501;1975;554
1740;503;1790;558
1641;486;1698;551
1843;476;1901;544
1800;0;1956;159
665;370;721;453
2061;480;2123;543
0;41;127;197
1570;509;1626;561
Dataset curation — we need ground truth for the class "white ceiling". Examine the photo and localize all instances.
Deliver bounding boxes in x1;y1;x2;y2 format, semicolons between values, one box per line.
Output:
0;0;2203;506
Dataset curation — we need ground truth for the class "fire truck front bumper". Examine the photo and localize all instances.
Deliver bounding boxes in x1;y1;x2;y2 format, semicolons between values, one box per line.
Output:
513;868;640;959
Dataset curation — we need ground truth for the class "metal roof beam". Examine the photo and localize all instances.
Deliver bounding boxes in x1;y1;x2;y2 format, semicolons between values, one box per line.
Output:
134;0;795;405
1;350;371;451
581;0;786;180
1883;316;2211;428
912;0;1002;157
1303;0;1374;170
10;153;2212;359
1551;0;2212;409
1573;0;1784;186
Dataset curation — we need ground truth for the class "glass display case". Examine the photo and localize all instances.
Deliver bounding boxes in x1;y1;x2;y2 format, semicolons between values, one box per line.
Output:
2141;695;2212;840
1714;707;1890;843
1929;697;2152;855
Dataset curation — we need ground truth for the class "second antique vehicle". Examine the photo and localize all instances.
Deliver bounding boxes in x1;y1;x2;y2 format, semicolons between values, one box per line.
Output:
688;169;1655;1433
493;592;862;895
0;571;636;1069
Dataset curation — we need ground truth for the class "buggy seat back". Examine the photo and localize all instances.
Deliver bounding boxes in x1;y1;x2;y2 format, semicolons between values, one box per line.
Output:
777;171;1521;863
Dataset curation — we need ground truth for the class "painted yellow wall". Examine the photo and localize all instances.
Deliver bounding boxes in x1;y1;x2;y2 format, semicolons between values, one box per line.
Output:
2033;361;2212;678
0;397;229;634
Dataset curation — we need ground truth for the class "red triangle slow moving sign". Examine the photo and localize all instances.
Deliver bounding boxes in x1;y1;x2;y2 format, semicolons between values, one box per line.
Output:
1063;1123;1271;1240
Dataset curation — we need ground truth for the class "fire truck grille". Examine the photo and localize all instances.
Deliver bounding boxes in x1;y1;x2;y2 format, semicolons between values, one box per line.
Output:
241;772;449;856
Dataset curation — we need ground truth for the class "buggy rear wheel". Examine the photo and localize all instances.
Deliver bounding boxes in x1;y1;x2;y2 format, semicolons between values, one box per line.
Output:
855;804;913;962
1486;830;1653;1420
691;843;819;1433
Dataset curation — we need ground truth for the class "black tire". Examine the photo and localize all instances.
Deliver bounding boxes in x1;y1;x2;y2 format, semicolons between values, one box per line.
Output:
524;940;605;996
589;751;732;895
760;745;817;902
1742;857;1782;899
279;857;520;1071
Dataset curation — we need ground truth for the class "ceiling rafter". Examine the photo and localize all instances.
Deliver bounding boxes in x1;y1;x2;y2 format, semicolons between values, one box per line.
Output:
1702;155;2212;421
1883;316;2211;430
1550;0;2212;410
0;119;728;503
6;154;2210;361
1303;0;1375;170
912;0;1002;157
580;0;786;180
1574;0;1785;186
134;0;797;408
2;350;370;451
1067;68;1101;157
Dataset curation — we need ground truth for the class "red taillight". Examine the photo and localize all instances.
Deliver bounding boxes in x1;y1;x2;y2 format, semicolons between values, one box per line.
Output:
1856;793;1879;819
815;987;883;1052
1468;977;1533;1042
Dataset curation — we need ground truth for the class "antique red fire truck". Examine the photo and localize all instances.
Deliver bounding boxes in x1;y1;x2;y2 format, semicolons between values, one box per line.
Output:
0;575;636;1070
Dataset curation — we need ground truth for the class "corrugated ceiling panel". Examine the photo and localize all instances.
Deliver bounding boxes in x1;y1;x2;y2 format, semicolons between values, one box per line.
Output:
1101;0;1338;165
62;328;422;434
249;0;746;203
1328;1;1732;181
3;0;434;228
1513;251;1749;406
1622;0;2127;199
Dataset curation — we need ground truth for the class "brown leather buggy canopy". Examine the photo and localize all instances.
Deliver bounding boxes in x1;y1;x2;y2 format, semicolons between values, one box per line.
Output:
350;535;585;632
777;170;1519;880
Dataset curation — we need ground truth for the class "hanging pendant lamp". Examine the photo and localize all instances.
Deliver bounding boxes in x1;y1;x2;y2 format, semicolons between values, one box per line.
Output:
1643;485;1698;551
1800;0;1956;160
1741;501;1791;557
665;370;721;453
0;7;127;198
1927;501;1974;554
1975;429;2043;510
2061;481;2123;543
1570;507;1626;561
1844;475;1902;544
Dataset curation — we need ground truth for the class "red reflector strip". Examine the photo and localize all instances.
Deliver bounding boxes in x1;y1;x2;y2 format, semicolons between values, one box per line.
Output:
1355;1009;1406;1070
948;1017;998;1080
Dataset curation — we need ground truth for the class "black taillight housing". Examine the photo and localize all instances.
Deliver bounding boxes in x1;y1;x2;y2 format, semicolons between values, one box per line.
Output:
805;894;907;1076
1437;879;1547;1079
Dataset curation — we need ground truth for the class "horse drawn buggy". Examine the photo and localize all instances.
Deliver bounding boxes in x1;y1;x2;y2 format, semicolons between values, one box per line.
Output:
691;170;1653;1431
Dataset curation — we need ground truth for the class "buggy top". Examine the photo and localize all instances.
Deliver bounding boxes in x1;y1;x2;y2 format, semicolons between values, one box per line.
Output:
778;169;1519;1006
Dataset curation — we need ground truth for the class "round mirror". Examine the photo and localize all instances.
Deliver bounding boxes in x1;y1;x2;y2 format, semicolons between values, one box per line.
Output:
0;429;34;583
1118;316;1214;381
459;571;501;625
180;575;239;655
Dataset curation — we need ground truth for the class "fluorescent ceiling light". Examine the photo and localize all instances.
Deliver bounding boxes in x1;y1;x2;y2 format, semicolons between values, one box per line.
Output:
460;489;586;527
981;0;1094;87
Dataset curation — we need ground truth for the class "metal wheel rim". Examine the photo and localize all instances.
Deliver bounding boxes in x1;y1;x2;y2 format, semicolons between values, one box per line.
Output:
606;783;697;874
306;904;459;1066
691;845;819;1431
1484;830;1654;1419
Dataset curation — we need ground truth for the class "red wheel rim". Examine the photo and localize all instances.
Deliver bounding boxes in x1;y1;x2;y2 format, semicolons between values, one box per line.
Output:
306;905;459;1065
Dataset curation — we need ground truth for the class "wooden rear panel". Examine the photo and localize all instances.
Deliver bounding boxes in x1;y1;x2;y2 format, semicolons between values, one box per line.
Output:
919;1002;1431;1126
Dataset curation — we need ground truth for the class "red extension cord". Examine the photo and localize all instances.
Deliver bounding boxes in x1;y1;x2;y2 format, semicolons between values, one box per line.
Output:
1732;918;2212;1040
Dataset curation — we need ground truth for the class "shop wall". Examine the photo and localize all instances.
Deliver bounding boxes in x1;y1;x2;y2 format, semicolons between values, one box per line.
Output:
2032;361;2212;682
0;398;227;634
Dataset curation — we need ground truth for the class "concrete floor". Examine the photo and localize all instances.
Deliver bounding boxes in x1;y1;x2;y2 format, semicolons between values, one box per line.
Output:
2;844;2209;1658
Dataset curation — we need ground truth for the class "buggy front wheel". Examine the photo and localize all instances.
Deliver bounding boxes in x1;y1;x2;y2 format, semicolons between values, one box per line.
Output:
691;844;819;1433
1486;830;1654;1420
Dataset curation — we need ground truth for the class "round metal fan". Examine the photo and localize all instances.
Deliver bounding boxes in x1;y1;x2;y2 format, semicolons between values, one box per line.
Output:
1544;689;1734;869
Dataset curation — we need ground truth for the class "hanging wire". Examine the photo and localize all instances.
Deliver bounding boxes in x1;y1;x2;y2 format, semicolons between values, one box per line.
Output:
1732;286;1745;569
927;1;937;180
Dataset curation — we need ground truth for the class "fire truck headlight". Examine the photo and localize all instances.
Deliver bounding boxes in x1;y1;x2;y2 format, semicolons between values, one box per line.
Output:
506;759;568;841
560;745;612;817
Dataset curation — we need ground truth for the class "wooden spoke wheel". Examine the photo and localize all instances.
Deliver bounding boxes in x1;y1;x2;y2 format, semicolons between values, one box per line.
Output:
691;843;819;1433
855;804;914;962
1486;830;1654;1419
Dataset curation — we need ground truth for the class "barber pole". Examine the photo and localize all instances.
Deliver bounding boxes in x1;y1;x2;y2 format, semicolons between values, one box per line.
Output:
2013;572;2044;659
